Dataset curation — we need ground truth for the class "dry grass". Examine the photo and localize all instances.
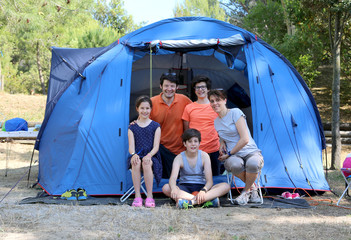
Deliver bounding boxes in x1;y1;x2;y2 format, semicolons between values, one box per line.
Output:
0;142;350;240
0;92;46;124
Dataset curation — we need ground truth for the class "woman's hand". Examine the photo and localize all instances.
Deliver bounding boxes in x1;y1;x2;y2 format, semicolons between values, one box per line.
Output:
218;153;229;162
219;140;227;155
131;154;141;166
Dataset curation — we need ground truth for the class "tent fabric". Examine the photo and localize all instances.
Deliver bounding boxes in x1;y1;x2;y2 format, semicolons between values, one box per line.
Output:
36;17;329;196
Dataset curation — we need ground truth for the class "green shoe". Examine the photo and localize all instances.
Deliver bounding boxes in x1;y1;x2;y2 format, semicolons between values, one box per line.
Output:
177;199;193;209
202;197;220;208
77;188;87;201
61;189;78;200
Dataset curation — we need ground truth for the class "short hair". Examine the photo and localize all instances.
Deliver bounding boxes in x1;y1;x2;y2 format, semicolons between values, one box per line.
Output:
182;128;201;143
160;72;178;86
135;95;152;109
208;89;227;100
191;75;212;90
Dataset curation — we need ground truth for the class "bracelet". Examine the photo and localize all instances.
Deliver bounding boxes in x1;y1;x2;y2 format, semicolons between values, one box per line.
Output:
227;151;232;157
200;188;207;193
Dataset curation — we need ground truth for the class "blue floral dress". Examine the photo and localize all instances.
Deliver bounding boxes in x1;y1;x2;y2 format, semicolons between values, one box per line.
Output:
128;120;162;185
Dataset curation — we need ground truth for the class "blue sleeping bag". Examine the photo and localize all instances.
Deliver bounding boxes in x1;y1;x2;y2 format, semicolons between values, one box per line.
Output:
4;118;28;131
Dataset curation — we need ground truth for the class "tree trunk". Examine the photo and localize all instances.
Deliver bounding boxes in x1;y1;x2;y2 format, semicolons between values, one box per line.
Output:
36;41;46;95
280;0;293;35
330;12;341;170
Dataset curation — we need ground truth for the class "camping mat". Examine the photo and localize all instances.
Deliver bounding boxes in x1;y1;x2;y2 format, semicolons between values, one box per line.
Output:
19;191;313;209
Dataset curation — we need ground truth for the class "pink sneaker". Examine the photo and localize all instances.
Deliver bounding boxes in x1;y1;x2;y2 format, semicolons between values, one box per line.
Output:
281;192;292;199
291;193;300;199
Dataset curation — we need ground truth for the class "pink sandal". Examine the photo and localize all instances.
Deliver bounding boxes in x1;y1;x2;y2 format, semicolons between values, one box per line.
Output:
145;198;155;208
132;197;143;207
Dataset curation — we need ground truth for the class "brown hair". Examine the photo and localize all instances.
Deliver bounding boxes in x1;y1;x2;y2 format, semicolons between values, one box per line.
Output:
208;89;227;100
182;128;201;143
191;75;212;90
135;95;152;109
160;72;178;86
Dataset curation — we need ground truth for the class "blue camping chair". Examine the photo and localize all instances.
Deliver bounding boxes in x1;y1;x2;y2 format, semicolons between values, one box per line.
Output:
337;168;351;207
120;170;147;203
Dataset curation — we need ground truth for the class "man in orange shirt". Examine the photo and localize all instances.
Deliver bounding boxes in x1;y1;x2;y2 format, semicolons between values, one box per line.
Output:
150;72;192;178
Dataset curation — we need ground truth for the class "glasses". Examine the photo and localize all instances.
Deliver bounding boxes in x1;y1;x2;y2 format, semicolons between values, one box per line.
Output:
195;86;207;90
163;72;176;76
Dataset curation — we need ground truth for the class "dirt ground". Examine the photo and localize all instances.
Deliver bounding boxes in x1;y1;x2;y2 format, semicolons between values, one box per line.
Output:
0;142;351;240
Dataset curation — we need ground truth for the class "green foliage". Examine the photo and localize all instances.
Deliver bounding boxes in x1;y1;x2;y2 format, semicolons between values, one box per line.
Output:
174;0;227;21
242;1;286;46
0;0;137;94
77;24;119;48
93;0;137;35
294;54;320;88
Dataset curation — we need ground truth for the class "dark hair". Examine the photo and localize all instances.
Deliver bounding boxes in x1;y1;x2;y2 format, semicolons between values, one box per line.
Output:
182;128;201;143
191;75;212;90
135;95;152;109
208;89;227;100
160;72;178;86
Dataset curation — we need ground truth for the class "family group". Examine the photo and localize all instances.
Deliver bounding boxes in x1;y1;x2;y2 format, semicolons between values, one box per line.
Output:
128;72;264;208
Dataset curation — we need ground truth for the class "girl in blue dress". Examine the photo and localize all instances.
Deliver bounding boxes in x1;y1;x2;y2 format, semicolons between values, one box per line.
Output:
128;95;162;207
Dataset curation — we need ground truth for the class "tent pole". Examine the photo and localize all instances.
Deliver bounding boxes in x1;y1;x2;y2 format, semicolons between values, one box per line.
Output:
149;46;152;97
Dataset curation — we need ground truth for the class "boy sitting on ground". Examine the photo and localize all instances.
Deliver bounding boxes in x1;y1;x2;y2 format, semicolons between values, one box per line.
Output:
162;128;230;208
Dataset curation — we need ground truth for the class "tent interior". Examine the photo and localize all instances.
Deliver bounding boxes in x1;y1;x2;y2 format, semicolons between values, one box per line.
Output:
129;46;254;132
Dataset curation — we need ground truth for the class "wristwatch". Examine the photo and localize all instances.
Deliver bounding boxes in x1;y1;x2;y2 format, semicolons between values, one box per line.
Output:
227;151;232;157
200;188;207;193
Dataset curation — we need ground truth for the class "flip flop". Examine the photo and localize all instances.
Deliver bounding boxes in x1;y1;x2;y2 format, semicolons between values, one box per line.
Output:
144;198;155;208
132;197;143;207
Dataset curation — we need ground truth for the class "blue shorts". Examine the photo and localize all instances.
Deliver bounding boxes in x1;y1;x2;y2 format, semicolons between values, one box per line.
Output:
178;183;205;194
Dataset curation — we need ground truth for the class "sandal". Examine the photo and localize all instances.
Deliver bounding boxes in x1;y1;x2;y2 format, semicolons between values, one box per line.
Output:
132;197;143;207
144;198;155;208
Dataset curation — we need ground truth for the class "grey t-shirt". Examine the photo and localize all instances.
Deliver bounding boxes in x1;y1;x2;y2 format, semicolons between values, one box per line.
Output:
214;108;259;157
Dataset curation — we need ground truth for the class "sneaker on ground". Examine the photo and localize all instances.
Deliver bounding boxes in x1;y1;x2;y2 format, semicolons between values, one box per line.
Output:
77;188;87;200
177;199;193;209
281;192;292;199
249;184;262;203
291;193;300;199
202;197;220;208
60;189;78;200
234;191;250;205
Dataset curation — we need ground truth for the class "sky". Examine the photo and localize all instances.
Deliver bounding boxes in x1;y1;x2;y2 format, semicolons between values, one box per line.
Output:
124;0;181;25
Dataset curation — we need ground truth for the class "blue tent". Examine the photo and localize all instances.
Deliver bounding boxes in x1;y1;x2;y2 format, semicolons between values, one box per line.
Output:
36;17;329;196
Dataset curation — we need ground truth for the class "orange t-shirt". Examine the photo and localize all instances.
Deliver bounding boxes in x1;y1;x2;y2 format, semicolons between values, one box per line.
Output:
150;93;192;155
182;102;220;153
